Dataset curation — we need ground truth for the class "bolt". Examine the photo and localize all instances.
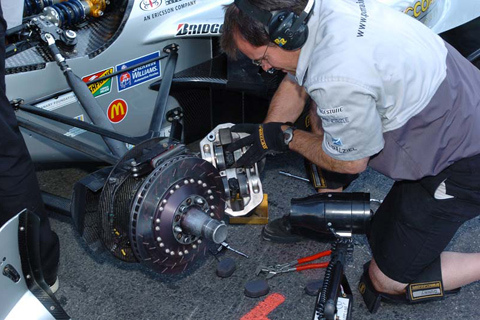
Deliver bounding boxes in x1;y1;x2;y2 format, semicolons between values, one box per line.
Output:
170;251;175;256
19;227;25;231
202;183;207;188
178;252;183;256
174;226;183;233
169;190;174;194
65;30;76;38
197;180;202;184
162;199;167;204
175;184;180;189
26;274;31;279
155;226;160;231
327;222;332;227
197;239;202;244
50;306;55;311
156;218;161;223
195;197;205;205
192;244;197;249
209;195;214;200
165;249;170;253
184;180;189;184
156;237;162;242
210;205;215;210
190;179;195;183
159;207;164;212
210;213;214;217
184;250;189;255
159;243;164;247
207;190;212;194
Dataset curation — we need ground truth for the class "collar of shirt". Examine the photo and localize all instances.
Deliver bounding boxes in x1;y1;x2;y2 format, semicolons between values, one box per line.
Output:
294;0;323;86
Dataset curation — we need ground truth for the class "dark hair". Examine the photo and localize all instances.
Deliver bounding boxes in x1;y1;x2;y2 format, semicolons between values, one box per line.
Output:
220;0;308;59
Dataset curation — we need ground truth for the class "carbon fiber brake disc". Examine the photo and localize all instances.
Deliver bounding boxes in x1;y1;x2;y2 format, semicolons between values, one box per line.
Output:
130;155;225;273
98;138;171;262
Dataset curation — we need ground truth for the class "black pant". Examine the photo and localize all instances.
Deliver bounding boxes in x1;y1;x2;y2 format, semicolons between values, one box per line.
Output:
370;153;480;283
0;7;59;284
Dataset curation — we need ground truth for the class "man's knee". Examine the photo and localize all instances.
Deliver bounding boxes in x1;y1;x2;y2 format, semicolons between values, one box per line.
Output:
368;258;407;295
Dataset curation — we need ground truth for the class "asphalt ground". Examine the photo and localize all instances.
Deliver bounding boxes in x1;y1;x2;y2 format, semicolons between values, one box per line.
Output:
36;150;480;320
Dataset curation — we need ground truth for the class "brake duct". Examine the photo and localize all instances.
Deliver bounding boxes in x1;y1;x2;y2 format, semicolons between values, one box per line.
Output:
72;124;262;274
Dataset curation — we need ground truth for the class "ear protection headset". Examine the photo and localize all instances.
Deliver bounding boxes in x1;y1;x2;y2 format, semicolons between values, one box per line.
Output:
234;0;315;51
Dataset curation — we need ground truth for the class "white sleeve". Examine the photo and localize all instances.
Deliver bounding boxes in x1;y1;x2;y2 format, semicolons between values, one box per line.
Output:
308;80;385;161
1;0;24;29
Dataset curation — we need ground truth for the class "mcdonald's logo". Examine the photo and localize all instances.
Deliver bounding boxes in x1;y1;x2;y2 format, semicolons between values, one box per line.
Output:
107;99;128;123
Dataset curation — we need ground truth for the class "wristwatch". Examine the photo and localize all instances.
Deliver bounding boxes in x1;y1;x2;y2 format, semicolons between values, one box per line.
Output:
283;126;296;147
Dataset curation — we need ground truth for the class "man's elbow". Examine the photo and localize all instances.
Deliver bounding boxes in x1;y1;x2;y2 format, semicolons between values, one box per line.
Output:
343;158;369;174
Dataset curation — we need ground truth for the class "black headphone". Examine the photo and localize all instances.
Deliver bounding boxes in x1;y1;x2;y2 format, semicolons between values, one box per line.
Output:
234;0;314;51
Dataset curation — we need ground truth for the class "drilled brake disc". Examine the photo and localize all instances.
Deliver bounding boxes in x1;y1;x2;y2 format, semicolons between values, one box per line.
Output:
130;155;225;274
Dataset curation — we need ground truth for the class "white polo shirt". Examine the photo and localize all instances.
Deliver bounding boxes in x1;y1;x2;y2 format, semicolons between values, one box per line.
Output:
291;0;480;180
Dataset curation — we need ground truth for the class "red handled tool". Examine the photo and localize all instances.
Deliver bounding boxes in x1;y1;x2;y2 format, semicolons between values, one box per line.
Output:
256;250;332;279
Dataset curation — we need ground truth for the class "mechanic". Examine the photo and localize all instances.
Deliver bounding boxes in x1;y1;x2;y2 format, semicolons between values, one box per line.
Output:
0;6;60;292
221;0;480;312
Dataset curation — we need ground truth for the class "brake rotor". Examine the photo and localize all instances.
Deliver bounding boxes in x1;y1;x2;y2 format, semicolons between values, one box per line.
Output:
98;138;168;262
130;155;225;274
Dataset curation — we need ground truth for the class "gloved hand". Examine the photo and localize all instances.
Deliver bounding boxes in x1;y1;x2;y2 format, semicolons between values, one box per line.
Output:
226;123;290;167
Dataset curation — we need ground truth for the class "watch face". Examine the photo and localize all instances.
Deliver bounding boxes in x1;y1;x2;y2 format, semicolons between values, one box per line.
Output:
283;127;294;145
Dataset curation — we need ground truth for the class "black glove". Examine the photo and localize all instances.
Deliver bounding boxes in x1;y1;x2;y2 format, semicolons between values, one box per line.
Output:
226;122;290;167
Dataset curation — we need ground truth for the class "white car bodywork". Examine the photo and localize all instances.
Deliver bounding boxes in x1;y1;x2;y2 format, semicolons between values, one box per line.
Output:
378;0;480;33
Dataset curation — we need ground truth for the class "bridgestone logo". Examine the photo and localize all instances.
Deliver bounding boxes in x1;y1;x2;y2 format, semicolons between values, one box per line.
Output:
176;23;224;36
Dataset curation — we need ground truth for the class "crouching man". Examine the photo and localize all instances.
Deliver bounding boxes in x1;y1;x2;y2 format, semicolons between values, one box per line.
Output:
220;0;480;312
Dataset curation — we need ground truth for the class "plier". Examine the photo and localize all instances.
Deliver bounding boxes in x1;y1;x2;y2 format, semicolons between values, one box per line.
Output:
256;250;332;279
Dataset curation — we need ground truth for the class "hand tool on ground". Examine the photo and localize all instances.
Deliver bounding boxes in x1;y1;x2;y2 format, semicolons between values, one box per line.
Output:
279;171;310;182
216;241;249;258
256;250;332;279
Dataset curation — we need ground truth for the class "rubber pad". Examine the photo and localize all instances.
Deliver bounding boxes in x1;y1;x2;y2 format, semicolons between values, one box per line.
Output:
305;279;323;296
216;258;236;278
244;279;270;298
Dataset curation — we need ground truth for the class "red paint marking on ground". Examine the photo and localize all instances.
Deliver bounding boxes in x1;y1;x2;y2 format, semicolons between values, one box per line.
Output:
240;293;286;320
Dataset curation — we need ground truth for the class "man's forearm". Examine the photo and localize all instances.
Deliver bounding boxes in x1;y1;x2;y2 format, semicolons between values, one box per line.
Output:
264;76;308;123
288;129;369;174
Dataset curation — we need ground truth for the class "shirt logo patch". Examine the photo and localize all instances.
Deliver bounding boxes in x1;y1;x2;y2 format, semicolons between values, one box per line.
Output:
332;138;343;146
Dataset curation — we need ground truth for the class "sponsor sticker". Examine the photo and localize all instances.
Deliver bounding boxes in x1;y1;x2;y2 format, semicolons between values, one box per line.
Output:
116;52;161;92
140;0;162;11
107;99;128;123
176;23;223;36
143;0;196;22
82;68;113;97
35;92;77;111
65;114;87;137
